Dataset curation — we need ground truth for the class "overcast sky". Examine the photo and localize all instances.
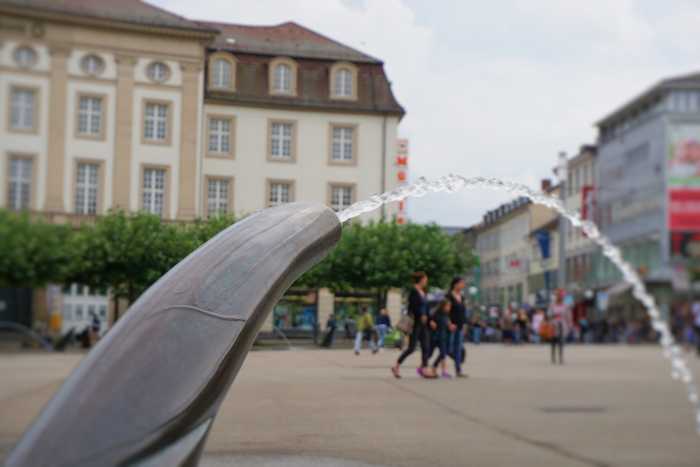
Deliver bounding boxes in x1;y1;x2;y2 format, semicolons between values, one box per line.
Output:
155;0;700;227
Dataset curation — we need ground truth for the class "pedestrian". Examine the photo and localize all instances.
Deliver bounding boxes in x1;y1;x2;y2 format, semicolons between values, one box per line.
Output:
692;300;700;357
516;308;529;344
471;314;483;344
430;299;454;378
321;313;337;348
375;308;392;349
548;289;573;364
392;271;435;378
501;306;515;344
354;307;378;355
447;277;468;377
531;308;545;344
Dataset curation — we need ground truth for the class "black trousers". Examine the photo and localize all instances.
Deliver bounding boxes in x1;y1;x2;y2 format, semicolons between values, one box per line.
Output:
397;322;430;367
695;326;700;356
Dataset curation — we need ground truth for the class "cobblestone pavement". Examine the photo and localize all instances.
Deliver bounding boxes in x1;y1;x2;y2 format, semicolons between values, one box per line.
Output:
1;345;700;466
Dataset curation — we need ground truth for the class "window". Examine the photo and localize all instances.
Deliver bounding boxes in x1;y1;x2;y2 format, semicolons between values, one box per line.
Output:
146;61;170;83
142;168;166;216
13;46;37;68
268;181;293;206
8;157;32;211
334;68;352;97
273;63;291;93
207;178;230;217
10;87;36;131
75;163;99;215
331;126;355;163
211;58;232;88
269;122;294;160
143;102;169;143
330;184;353;211
207;117;232;155
269;58;297;95
77;95;103;137
81;54;104;76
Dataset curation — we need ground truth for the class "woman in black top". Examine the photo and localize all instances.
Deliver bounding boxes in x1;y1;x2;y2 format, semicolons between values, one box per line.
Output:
392;272;435;378
447;277;467;377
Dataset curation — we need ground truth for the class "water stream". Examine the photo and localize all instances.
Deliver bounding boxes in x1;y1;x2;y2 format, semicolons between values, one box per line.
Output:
337;174;700;434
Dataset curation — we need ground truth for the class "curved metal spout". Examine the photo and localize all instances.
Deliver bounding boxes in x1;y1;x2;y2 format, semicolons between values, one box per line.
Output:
6;203;341;467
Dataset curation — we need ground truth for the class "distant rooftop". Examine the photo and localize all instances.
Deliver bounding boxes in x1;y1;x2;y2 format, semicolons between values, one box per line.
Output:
0;0;217;36
597;71;700;128
201;20;381;63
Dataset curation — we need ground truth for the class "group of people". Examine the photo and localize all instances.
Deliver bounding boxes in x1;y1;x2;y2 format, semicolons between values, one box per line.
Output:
391;272;469;379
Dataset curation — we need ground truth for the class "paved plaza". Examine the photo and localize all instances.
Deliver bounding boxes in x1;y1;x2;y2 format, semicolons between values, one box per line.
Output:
1;345;700;466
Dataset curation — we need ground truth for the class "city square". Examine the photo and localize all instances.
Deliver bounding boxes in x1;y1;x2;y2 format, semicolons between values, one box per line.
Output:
1;346;699;467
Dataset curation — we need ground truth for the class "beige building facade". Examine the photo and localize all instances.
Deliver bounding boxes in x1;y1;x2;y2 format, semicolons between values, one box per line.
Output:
0;1;405;334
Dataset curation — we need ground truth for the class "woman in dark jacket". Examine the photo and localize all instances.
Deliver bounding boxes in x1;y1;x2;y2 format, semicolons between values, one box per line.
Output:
447;277;468;377
392;272;435;378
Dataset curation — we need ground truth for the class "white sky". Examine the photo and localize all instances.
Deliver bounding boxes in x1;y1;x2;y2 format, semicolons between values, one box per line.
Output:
154;0;700;227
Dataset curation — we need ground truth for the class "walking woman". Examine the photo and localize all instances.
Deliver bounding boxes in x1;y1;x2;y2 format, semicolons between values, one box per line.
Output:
548;289;573;364
392;272;435;378
447;277;468;378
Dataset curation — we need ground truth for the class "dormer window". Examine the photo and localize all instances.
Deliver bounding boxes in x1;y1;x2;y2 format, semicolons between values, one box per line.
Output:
208;53;236;91
330;62;357;100
335;68;352;97
273;64;291;92
269;58;297;96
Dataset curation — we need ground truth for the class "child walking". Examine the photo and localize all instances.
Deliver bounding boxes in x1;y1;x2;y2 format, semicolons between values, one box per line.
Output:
431;299;454;378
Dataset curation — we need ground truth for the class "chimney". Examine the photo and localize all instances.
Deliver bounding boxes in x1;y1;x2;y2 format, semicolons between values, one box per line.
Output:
541;178;552;192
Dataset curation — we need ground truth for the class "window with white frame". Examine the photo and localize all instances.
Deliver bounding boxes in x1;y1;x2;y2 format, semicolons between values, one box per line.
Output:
272;63;292;93
81;54;104;76
270;122;293;159
142;168;166;216
13;46;37;68
331;126;354;162
78;96;102;136
211;58;232;88
10;88;36;131
334;68;353;97
144;102;168;142
8;157;32;211
330;185;353;211
75;163;99;215
268;182;292;206
146;61;170;82
207;178;230;217
208;117;231;154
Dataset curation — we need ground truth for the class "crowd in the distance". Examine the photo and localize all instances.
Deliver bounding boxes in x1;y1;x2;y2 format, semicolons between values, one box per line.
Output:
321;272;700;377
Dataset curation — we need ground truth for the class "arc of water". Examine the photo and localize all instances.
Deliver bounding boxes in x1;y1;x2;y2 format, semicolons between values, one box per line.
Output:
338;174;700;434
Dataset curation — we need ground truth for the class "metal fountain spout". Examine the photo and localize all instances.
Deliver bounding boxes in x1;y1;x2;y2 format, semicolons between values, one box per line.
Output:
5;203;341;467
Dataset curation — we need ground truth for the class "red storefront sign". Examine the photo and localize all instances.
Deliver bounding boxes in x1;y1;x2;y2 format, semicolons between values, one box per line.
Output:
669;189;700;231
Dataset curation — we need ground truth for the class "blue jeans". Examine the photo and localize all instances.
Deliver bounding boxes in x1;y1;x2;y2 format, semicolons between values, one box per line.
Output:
376;324;389;348
472;327;482;344
450;329;465;374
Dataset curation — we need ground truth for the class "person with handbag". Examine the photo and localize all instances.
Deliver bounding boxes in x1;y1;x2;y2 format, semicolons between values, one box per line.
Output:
392;271;435;378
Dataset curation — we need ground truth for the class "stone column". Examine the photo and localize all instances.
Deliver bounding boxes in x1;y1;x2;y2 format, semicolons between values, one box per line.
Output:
386;288;403;325
177;62;201;220
317;288;335;330
44;45;69;212
112;54;136;211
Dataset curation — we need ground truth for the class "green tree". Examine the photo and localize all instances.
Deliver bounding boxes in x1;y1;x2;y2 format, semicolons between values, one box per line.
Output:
297;221;476;305
0;210;74;287
67;211;196;318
